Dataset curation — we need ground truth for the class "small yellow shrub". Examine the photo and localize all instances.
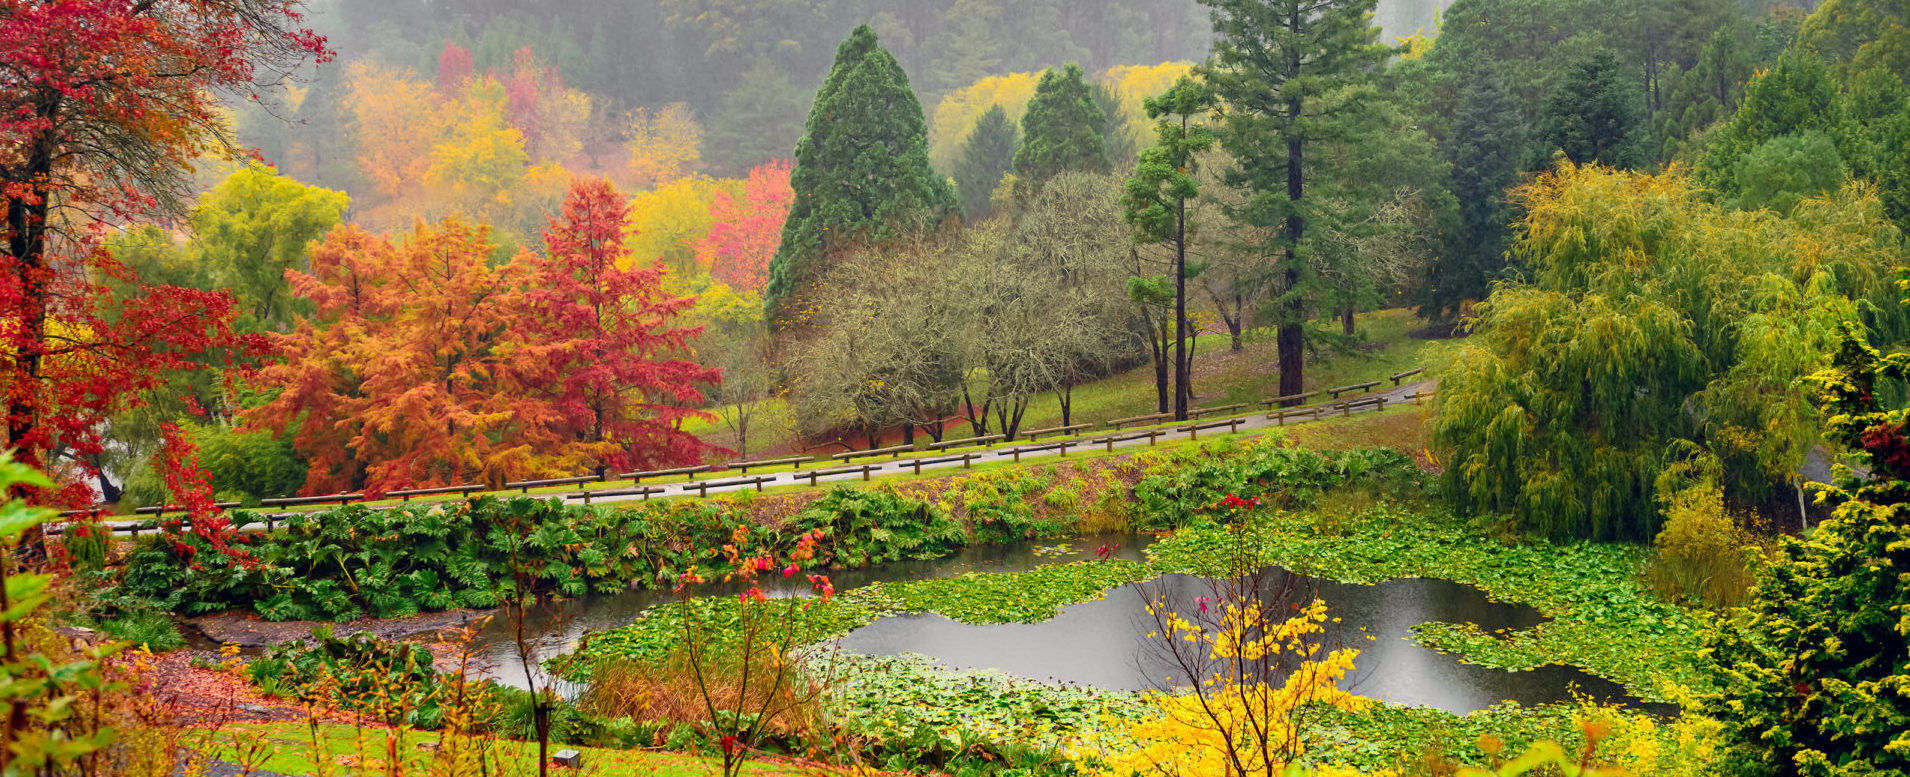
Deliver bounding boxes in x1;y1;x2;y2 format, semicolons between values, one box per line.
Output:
1648;484;1758;607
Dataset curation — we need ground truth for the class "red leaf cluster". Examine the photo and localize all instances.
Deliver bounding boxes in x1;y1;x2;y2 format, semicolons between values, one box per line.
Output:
0;0;327;506
247;178;720;496
697;160;793;294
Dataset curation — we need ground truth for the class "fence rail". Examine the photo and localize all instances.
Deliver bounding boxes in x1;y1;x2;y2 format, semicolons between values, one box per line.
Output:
63;365;1425;529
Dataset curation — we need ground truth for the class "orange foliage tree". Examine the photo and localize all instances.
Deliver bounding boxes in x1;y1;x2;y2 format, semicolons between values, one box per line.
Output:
698;160;793;294
515;178;720;475
248;218;531;494
249;183;719;495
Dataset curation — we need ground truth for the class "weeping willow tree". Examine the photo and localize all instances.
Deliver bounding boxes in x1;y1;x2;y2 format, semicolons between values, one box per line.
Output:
1434;161;1908;539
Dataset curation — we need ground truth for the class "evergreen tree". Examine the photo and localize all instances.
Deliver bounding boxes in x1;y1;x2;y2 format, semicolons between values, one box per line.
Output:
1092;79;1137;164
1534;48;1650;170
1014;63;1111;184
1424;70;1525;321
1123;76;1214;421
1196;0;1390;401
1697;50;1841;199
765;25;957;320
953;105;1019;221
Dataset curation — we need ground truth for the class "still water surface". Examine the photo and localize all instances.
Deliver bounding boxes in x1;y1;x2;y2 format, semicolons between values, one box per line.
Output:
471;535;1666;715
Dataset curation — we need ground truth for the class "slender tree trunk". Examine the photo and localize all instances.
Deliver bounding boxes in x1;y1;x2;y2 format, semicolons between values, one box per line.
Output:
6;133;55;560
1229;292;1245;351
5;144;52;477
1341;306;1355;337
1174;162;1190;421
1277;67;1307;403
1148;316;1170;414
1058;385;1073;427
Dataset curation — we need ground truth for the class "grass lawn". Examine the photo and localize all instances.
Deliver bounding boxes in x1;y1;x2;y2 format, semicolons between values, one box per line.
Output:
193;721;830;776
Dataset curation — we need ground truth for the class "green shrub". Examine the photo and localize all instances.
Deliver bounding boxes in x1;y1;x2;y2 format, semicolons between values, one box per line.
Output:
1705;328;1910;775
59;521;109;572
792;486;964;566
247;626;446;728
123;422;307;508
96;609;186;652
1132;440;1421;530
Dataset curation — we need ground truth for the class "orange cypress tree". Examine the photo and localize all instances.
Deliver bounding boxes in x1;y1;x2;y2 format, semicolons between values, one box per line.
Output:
250;218;531;494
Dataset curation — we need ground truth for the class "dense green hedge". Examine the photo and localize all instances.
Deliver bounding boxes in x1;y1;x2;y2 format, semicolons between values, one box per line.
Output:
114;440;1419;621
118;487;963;621
1131;441;1422;530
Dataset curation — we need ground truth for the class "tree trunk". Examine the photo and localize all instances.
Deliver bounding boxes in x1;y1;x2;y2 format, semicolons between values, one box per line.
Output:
1058;385;1073;427
1278;82;1307;403
1341;306;1355;337
903;422;916;448
1228;293;1245;351
1173;171;1190;422
6;133;54;560
1151;322;1170;415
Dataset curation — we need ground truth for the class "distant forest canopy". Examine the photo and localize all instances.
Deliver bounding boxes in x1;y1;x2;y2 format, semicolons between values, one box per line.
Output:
240;0;1456;189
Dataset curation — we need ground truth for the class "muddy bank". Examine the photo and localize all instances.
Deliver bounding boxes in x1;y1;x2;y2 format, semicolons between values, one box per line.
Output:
187;608;495;649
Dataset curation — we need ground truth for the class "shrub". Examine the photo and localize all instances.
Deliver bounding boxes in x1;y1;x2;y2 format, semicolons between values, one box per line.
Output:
1704;327;1910;775
97;609;187;652
1646;484;1757;608
247;627;448;728
792;486;963;566
59;520;110;572
1132;440;1421;530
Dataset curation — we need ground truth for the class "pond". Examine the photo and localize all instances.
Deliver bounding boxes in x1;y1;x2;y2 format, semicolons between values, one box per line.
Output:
837;567;1669;715
464;533;1158;691
469;534;1670;715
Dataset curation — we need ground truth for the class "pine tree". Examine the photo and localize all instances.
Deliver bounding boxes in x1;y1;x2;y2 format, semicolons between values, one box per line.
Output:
1092;79;1137;164
1534;48;1650;170
1196;0;1390;401
1123;76;1214;421
1424;70;1524;321
1014;63;1111;184
953;105;1018;220
766;24;956;320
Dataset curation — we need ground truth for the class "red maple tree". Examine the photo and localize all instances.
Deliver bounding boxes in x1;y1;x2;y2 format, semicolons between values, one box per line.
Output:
698;159;793;294
516;177;720;475
0;0;327;506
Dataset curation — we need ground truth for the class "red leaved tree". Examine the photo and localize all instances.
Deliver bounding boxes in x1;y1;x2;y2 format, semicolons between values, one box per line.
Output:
438;41;475;96
0;0;326;507
697;159;793;294
515;177;719;475
248;218;532;495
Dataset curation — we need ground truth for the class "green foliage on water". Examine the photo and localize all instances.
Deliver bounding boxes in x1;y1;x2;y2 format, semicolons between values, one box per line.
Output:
1151;509;1708;701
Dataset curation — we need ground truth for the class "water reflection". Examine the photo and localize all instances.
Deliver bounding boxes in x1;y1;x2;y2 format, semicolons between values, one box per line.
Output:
465;534;1156;691
836;569;1670;715
467;535;1670;716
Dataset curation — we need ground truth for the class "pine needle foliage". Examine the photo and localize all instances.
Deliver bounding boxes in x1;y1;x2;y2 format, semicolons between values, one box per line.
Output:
766;25;956;320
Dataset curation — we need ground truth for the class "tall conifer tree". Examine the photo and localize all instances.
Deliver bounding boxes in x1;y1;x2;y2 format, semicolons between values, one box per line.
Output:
1534;49;1650;170
954;105;1019;220
766;25;955;321
1015;64;1111;184
1424;70;1524;321
1197;0;1390;401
